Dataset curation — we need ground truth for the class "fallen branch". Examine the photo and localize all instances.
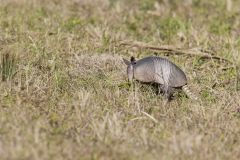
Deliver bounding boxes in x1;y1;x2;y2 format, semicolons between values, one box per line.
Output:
120;41;233;64
141;111;158;123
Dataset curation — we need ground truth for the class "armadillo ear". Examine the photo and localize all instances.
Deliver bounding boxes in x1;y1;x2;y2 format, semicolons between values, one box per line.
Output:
130;56;136;62
130;56;136;64
123;58;130;65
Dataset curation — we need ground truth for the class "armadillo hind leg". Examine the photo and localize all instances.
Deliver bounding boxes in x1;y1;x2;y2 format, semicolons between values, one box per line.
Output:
162;85;174;101
158;84;164;95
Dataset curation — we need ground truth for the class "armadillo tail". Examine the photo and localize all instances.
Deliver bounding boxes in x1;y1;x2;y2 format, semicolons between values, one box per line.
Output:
182;85;199;101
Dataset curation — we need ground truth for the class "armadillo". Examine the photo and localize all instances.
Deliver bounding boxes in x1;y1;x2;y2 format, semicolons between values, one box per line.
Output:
123;56;198;101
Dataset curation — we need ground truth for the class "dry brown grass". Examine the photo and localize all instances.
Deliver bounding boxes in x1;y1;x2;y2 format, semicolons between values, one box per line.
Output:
0;0;240;159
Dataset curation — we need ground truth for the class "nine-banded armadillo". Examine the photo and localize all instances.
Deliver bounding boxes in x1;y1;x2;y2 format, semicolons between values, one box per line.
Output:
123;56;198;101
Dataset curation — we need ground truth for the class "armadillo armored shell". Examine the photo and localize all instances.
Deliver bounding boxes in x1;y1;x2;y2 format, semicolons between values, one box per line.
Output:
133;56;187;87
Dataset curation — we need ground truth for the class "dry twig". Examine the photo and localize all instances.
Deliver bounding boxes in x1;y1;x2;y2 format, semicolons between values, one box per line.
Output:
120;41;233;64
141;111;158;123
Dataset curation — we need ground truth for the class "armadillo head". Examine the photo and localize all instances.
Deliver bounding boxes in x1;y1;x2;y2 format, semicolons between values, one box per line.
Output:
123;56;136;82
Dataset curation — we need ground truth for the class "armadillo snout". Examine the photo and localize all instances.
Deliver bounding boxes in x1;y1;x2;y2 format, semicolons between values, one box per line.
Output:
127;65;134;82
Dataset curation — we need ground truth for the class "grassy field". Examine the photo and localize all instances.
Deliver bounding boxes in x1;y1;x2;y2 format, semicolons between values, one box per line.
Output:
0;0;240;159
